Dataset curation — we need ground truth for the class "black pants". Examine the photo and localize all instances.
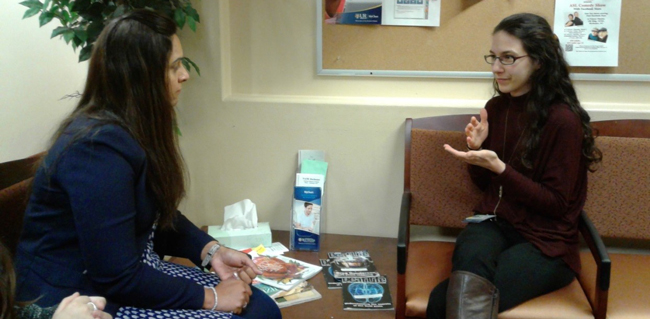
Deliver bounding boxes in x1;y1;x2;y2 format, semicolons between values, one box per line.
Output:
426;219;575;319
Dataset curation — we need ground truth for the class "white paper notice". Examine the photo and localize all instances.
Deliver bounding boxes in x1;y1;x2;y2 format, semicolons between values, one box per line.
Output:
382;0;440;27
553;0;621;67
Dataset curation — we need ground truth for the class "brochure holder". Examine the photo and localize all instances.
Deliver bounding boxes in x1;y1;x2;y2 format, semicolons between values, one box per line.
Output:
290;150;328;251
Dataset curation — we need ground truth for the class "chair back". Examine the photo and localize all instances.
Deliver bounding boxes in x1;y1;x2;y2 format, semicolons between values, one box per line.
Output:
0;153;44;256
405;114;482;228
584;120;650;240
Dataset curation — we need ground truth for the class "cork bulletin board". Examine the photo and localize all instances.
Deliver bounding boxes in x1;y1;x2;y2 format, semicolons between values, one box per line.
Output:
316;0;650;81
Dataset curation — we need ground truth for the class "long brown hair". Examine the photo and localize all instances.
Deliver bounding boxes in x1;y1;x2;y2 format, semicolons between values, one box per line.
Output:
492;13;602;171
1;242;21;319
49;10;185;230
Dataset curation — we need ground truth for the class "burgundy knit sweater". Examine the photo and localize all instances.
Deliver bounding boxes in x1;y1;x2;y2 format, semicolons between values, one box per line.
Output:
469;93;588;274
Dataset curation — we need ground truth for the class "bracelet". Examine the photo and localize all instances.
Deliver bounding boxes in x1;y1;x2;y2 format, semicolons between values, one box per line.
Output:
209;286;218;311
466;143;482;151
201;242;221;267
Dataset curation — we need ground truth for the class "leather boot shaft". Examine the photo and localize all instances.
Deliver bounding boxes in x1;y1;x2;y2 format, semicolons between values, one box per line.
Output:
446;271;499;319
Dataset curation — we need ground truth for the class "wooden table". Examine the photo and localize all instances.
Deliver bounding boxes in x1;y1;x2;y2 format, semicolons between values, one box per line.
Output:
172;230;397;318
272;230;397;319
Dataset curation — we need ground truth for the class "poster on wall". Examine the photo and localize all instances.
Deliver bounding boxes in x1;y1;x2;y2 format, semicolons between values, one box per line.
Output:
382;0;440;27
553;0;621;67
323;0;439;26
324;0;382;24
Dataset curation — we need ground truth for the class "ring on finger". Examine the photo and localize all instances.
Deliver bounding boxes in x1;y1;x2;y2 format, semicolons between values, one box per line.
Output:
87;302;98;312
243;302;248;308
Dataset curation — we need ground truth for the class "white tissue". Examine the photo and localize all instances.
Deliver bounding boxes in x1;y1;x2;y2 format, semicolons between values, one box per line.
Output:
221;199;258;230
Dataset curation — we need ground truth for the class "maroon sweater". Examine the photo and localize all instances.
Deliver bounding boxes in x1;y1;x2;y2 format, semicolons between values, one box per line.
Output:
469;93;588;274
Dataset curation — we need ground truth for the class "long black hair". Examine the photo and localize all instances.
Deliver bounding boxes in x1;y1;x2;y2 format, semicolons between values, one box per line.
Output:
49;10;185;230
493;13;601;171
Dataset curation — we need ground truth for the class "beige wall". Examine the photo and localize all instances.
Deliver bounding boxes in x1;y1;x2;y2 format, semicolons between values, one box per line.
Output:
3;0;650;238
0;2;87;162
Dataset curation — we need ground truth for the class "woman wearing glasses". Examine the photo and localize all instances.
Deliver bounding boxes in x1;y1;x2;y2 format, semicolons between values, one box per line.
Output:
426;13;601;319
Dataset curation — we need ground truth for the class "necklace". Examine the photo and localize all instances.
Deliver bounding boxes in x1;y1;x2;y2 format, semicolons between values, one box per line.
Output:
493;105;524;218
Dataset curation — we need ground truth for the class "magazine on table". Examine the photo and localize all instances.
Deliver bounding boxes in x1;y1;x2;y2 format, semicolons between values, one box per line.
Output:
274;283;322;308
251;255;322;291
326;250;380;279
319;258;342;289
342;275;394;311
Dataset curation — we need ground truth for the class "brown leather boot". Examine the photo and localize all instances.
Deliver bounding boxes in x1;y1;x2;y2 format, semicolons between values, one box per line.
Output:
445;271;499;319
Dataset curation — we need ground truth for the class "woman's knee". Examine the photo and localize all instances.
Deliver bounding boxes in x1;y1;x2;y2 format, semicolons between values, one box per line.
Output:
426;278;448;319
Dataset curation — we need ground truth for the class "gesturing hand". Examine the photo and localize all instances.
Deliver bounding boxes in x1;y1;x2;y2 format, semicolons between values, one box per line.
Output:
466;109;489;150
444;144;506;174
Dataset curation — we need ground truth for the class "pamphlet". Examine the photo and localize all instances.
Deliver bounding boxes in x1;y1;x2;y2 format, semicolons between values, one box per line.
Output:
319;258;342;289
327;250;380;279
275;285;322;308
342;276;394;311
251;255;322;291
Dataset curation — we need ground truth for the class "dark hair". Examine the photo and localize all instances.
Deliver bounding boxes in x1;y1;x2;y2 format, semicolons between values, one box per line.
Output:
304;202;313;207
49;10;184;230
1;242;20;319
492;13;601;171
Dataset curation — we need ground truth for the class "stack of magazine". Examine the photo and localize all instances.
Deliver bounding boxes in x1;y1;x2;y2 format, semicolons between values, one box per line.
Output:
319;250;394;311
251;253;323;308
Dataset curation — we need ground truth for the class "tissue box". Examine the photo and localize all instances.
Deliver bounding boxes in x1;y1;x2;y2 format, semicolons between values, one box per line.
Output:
207;222;272;250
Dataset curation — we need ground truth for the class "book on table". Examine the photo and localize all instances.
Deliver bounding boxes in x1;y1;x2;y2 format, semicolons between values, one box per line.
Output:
273;283;323;308
326;250;380;279
319;258;342;289
251;255;322;291
342;275;394;311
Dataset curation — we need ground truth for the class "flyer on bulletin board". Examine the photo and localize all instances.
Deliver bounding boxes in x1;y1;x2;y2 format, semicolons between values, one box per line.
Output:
324;0;382;25
553;0;621;67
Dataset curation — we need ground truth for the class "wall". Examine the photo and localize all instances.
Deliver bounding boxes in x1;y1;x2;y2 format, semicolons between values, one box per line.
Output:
0;1;87;162
2;0;650;238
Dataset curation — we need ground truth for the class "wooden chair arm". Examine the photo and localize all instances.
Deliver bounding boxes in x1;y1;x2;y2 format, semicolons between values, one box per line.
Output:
397;191;411;275
579;210;610;319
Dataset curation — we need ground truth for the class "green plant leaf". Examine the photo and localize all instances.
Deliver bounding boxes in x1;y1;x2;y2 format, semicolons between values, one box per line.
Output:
43;0;51;9
74;29;88;42
181;57;200;76
39;11;54;26
174;7;186;29
112;4;126;19
19;0;42;9
79;44;93;62
71;0;90;12
51;26;69;38
63;29;74;43
185;4;199;23
23;7;41;19
187;15;196;32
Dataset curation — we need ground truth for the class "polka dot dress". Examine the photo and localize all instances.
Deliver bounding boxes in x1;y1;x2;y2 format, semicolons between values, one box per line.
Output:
115;224;232;319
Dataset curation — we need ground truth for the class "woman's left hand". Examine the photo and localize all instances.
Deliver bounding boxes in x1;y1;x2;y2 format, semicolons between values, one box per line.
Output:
207;244;262;284
444;144;506;174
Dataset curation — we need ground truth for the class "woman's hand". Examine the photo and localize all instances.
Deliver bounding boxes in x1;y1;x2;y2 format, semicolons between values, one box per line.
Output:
466;109;489;150
53;292;112;319
204;279;252;314
444;144;506;174
208;245;261;283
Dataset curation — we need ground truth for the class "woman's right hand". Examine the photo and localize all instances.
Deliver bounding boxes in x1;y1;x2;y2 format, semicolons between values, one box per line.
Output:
53;292;112;319
466;109;489;150
204;279;252;314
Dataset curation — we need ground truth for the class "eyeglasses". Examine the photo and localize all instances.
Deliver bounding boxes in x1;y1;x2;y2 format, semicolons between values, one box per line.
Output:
484;54;529;65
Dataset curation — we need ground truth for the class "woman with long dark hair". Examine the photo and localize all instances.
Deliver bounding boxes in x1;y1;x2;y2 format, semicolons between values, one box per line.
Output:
427;13;601;319
14;10;281;319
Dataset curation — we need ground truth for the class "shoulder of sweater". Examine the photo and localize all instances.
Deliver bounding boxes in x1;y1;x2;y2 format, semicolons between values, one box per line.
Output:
547;103;581;127
57;117;146;164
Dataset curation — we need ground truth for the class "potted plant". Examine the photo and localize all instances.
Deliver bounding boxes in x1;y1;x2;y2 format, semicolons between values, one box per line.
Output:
20;0;200;74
